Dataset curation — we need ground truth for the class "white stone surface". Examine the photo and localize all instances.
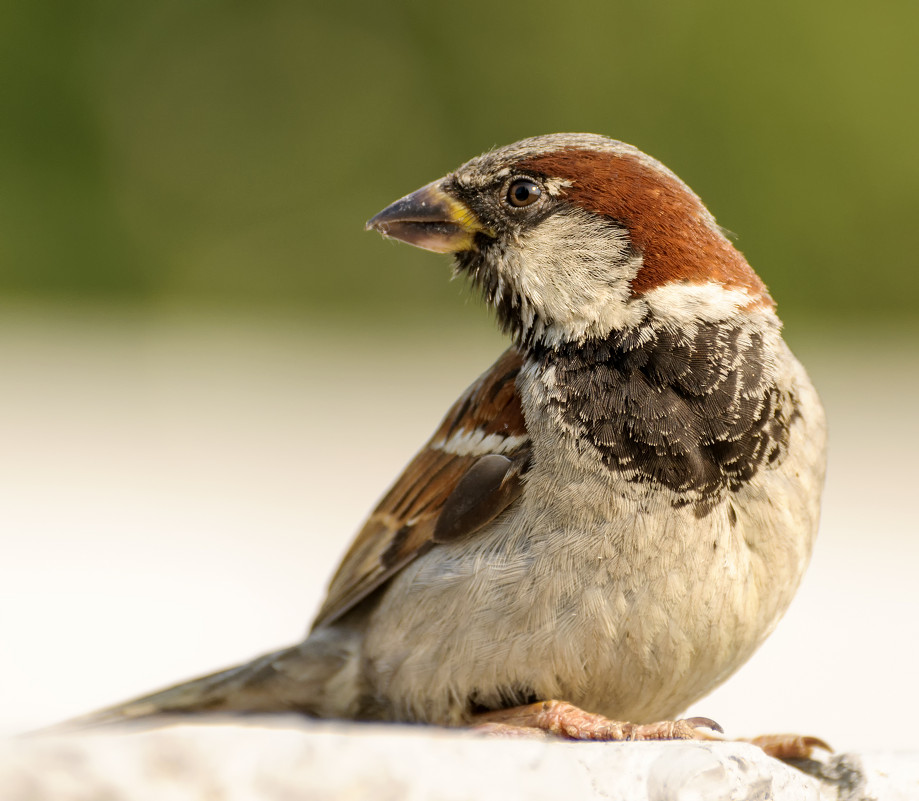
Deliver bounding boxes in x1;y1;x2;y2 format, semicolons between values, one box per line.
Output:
1;718;890;801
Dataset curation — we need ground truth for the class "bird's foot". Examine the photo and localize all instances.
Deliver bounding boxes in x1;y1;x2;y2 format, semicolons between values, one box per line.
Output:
472;700;723;742
471;701;830;761
742;733;832;761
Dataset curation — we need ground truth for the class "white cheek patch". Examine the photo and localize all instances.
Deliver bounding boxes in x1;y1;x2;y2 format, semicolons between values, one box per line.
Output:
503;211;646;345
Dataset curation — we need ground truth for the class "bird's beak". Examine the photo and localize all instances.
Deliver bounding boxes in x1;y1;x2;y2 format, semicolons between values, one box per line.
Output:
365;180;491;253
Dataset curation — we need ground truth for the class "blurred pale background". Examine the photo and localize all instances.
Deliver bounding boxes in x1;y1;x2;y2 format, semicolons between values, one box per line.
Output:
1;1;917;750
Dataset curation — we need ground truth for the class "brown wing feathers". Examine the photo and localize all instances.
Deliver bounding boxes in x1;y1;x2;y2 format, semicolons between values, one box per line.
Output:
311;347;530;629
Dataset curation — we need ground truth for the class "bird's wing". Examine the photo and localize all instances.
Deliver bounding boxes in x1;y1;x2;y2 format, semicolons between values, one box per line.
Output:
311;347;531;629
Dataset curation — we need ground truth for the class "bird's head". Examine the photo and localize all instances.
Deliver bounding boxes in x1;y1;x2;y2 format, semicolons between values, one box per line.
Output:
367;133;773;347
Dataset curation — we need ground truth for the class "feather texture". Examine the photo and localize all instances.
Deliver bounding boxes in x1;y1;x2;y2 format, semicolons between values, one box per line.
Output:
312;347;531;628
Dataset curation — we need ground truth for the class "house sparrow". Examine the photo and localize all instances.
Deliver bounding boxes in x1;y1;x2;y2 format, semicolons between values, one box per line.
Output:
65;134;827;747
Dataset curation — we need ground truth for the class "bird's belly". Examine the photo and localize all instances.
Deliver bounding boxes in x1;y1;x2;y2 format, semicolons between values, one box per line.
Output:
360;477;814;725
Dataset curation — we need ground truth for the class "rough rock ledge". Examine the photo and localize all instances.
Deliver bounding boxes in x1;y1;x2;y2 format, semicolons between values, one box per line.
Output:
2;717;916;800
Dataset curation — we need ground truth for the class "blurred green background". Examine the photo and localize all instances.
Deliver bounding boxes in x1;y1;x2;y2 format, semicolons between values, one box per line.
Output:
2;0;917;327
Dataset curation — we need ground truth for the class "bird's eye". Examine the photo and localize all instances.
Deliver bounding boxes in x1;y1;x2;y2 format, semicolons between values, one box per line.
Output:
506;178;542;208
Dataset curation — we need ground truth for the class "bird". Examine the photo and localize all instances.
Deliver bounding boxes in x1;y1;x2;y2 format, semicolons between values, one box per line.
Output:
60;133;827;747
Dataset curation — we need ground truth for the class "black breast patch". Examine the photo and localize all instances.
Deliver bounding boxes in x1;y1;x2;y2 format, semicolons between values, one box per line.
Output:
538;321;798;515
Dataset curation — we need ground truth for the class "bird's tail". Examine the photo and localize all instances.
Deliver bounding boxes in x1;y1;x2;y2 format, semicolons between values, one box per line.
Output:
44;628;359;733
